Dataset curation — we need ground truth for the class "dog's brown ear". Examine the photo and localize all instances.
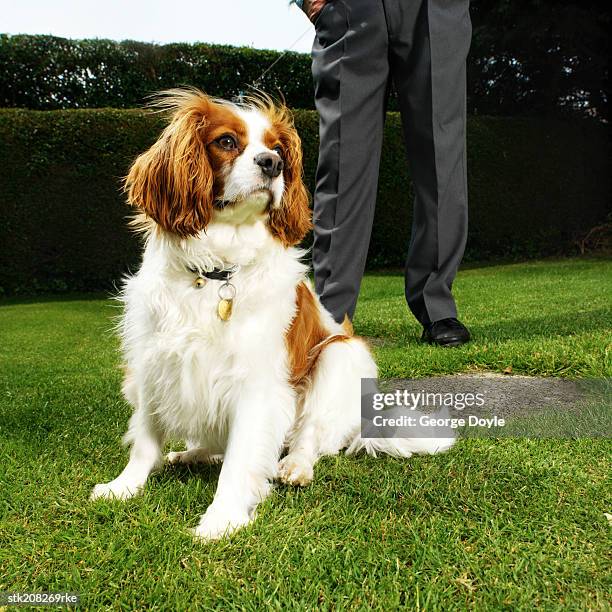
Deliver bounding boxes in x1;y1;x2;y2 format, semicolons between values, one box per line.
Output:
125;94;214;237
267;106;312;247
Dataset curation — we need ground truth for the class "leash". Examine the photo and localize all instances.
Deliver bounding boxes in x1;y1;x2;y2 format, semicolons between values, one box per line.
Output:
233;23;313;102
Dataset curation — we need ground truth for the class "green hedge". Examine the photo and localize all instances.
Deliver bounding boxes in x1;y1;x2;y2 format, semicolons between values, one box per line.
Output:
2;26;609;120
0;108;609;294
0;35;315;111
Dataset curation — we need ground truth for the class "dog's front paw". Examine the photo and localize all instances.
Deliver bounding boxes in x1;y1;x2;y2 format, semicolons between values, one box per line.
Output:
191;503;251;541
166;449;223;466
278;453;314;487
90;479;142;501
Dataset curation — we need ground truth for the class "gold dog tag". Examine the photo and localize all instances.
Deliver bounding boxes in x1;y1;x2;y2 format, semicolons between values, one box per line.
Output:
217;281;236;322
217;298;233;321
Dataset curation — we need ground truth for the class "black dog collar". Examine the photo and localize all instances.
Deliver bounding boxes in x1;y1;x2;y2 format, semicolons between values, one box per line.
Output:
187;265;238;282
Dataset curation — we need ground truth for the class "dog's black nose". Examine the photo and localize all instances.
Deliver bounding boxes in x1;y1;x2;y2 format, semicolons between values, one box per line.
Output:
255;152;283;178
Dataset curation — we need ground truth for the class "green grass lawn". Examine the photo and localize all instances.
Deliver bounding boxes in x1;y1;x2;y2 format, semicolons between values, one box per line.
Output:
1;258;610;609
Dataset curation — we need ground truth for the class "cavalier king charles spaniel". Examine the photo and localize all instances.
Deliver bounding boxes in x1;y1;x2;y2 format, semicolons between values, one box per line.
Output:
90;88;453;540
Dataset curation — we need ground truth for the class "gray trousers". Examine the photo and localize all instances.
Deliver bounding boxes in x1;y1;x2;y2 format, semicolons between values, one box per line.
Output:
310;0;471;326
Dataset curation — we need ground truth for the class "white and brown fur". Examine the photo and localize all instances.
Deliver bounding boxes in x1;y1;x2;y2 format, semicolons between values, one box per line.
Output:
90;88;453;540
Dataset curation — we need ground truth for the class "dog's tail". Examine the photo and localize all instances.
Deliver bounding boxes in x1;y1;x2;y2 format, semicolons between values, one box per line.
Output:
345;428;456;458
345;373;457;458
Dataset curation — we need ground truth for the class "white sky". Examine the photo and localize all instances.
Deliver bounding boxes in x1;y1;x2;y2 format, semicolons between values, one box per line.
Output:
1;0;315;53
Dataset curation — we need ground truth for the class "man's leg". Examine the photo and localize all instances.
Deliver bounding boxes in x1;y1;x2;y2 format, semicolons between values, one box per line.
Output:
311;0;389;322
387;0;471;328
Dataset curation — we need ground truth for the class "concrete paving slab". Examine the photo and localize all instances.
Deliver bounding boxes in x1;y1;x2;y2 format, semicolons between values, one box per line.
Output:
381;374;601;418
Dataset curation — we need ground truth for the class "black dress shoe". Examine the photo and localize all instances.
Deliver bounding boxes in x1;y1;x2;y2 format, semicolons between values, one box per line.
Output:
421;318;471;347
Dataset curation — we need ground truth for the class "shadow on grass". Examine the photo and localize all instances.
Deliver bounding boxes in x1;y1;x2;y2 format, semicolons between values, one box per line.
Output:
363;307;611;346
471;307;612;340
363;256;609;277
154;462;222;486
0;291;113;306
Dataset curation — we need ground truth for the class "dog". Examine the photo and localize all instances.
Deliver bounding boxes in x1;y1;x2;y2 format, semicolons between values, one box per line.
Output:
90;88;453;540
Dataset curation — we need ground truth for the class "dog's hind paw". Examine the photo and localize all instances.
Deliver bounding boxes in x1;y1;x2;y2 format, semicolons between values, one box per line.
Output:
277;453;314;487
166;448;223;466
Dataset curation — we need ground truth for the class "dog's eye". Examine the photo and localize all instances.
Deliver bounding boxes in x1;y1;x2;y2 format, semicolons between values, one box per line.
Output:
273;145;283;158
217;135;237;150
